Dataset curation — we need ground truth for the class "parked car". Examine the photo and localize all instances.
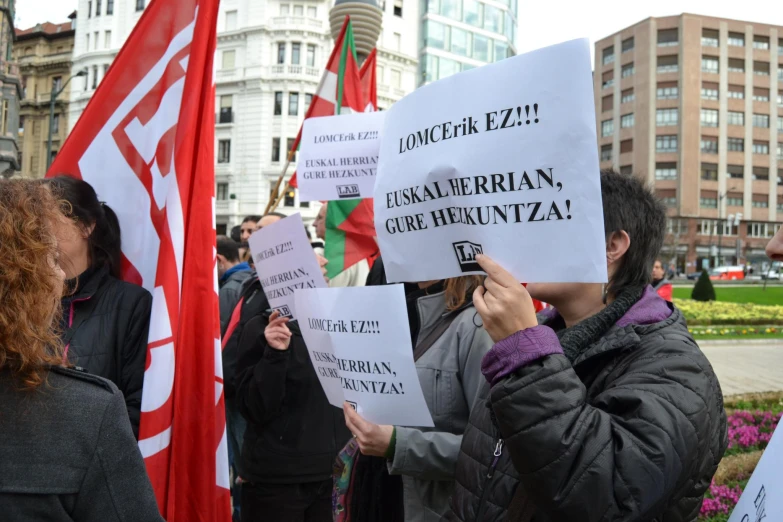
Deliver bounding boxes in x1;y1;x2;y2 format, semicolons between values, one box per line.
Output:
709;266;745;281
686;272;702;281
763;270;782;280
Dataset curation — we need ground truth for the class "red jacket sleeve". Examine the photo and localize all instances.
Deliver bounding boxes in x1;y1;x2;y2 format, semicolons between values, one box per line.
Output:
657;283;673;302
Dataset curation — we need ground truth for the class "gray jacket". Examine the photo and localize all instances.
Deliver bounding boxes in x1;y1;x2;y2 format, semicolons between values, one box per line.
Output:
389;290;493;522
219;267;252;334
0;366;163;522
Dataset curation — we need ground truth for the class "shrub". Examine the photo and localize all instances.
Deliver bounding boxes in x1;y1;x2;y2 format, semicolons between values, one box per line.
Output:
674;299;783;325
692;270;716;302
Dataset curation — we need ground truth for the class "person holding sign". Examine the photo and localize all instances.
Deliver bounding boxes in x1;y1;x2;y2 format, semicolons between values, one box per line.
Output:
446;170;728;522
338;275;493;522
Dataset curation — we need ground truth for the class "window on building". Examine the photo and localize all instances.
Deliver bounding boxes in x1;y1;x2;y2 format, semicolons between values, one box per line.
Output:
728;32;745;47
218;140;231;163
753;113;770;128
701;56;719;73
753;35;770;49
701;82;719;100
277;43;286;64
91;65;98;89
752;197;769;208
601;70;614;89
305;93;312;112
748;223;777;238
601;94;613;112
778;142;783;159
602;45;614;65
621;62;635;78
394;0;403;16
219;95;233;123
701;163;718;181
728;58;745;73
271;137;281;162
779;116;783;131
104;31;112;49
657;55;678;73
753;141;770;155
291;42;301;65
136;0;145;11
280;4;289;15
656;134;678;152
657;29;678;47
94;31;99;49
601;119;614;137
702;28;719;47
96;0;102;15
88;0;92;17
225;10;238;31
728;165;744;179
620;165;633;175
391;69;401;88
308;6;317;17
393;32;402;51
620;113;634;128
655;162;678;180
52;76;63;93
754;87;770;102
660;195;678;207
462;0;482;25
726;195;743;207
494;41;509;62
222;50;235;70
103;64;109;78
700;197;718;208
52;114;60;134
621;88;634;104
753;167;770;181
780;37;783;54
666;218;689;235
304;44;316;67
107;0;114;15
18;115;24;135
483;4;502;32
293;5;303;16
473;34;489;62
288;92;299;115
450;27;469;56
727;137;745;152
657;108;678;126
425;20;446;49
778;90;783;105
727;111;744;126
754;61;770;76
622;37;634;53
657;83;678;99
701;108;719;127
620;139;633;153
86;33;90;51
600;144;612;162
274;91;283;115
728;84;745;99
286;138;296;162
701;136;718;154
217;183;228;201
283;189;296;207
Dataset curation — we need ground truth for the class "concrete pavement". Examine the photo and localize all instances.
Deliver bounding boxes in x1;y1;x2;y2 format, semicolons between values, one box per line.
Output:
699;341;783;396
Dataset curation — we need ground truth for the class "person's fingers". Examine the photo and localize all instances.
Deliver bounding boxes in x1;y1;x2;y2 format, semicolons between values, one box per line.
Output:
476;255;518;288
343;402;372;433
268;315;290;328
270;310;280;322
483;275;503;297
343;404;360;434
473;285;490;319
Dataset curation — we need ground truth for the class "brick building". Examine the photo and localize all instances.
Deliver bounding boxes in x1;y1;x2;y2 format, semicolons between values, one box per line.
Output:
594;13;782;274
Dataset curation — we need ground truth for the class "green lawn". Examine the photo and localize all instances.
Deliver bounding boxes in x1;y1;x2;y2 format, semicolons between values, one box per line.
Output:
673;286;783;306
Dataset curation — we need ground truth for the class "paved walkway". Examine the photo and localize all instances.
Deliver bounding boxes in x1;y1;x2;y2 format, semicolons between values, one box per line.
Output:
699;341;783;396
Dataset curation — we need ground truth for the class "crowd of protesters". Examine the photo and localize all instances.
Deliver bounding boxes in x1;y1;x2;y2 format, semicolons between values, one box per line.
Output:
6;169;783;521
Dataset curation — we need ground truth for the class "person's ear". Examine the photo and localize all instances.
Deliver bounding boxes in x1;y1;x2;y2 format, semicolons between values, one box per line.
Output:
81;222;96;239
606;230;630;268
216;254;228;267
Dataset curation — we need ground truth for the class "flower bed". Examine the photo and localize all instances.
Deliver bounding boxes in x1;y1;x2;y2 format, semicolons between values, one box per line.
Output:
674;299;783;326
688;326;780;337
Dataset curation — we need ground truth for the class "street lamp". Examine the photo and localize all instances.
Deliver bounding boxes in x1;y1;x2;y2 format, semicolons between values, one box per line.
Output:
46;69;87;172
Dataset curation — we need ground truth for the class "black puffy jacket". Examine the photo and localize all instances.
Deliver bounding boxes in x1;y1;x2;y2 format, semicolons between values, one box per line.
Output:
235;301;352;484
446;296;727;522
61;266;152;439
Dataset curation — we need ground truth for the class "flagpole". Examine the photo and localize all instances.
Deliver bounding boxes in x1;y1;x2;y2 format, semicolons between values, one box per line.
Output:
264;154;292;215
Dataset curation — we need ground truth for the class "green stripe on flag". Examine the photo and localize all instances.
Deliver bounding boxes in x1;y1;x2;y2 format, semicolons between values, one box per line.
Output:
335;21;358;115
324;199;361;279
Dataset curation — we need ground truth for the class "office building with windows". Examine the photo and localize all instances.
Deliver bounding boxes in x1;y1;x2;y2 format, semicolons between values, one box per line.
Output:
15;17;76;177
0;0;21;177
595;14;783;273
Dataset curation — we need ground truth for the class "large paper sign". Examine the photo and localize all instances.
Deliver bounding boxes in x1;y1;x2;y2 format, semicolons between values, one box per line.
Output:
294;285;434;427
374;39;607;283
247;213;327;319
728;423;783;522
297;112;386;201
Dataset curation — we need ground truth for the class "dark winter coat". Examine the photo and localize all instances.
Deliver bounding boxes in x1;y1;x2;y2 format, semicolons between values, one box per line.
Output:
61;265;152;438
234;299;352;484
219;262;252;335
446;287;728;522
0;367;163;522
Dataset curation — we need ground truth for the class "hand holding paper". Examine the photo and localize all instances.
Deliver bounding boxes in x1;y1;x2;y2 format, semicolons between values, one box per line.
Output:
343;403;394;457
265;311;292;351
474;255;538;343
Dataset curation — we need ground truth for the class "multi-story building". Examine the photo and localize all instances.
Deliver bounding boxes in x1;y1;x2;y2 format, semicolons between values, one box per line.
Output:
0;0;22;177
15;17;76;178
594;14;783;274
419;0;517;84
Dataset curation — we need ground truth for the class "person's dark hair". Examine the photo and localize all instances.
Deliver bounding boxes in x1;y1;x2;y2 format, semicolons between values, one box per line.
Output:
48;176;122;279
242;215;262;225
265;211;287;219
230;225;242;243
601;169;666;298
216;235;240;263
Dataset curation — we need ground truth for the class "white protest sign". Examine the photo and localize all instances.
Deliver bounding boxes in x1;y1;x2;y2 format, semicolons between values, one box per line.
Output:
728;423;783;522
297;112;386;201
247;213;326;319
294;285;434;427
374;39;607;284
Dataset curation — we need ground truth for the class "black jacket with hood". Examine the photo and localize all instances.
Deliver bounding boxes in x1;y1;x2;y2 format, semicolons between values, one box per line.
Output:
60;265;152;439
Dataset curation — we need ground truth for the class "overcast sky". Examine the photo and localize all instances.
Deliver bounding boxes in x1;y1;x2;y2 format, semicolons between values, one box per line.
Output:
14;0;783;61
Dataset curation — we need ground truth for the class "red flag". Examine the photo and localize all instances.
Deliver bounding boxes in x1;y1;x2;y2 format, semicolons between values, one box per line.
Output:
46;0;230;520
289;16;363;188
359;48;377;112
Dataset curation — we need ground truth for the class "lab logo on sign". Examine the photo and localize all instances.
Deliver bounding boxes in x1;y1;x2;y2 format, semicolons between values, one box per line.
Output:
274;305;293;318
336;184;360;199
453;241;483;273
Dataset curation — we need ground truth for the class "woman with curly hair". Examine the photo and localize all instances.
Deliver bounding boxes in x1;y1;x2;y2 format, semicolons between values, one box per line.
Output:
0;179;162;522
47;175;152;438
